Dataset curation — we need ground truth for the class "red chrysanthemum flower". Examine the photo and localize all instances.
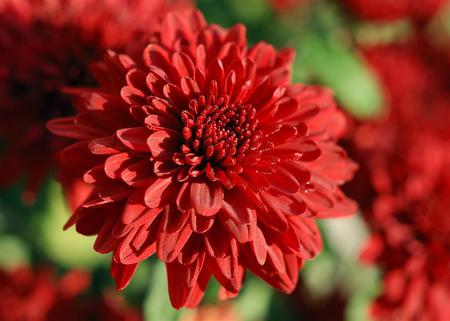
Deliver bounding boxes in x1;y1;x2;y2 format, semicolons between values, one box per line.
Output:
343;0;446;22
346;40;450;321
48;10;357;308
359;123;450;321
0;266;142;321
0;0;191;204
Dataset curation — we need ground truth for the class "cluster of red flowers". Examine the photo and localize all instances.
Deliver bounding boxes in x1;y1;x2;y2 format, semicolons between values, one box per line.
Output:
0;0;191;204
46;8;357;308
0;266;142;321
348;36;450;320
344;0;447;22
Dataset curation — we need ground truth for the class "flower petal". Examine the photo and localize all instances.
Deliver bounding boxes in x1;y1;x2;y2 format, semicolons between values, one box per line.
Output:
190;182;224;216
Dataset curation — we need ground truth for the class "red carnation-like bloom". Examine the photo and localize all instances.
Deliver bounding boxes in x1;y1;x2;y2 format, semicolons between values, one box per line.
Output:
0;0;191;204
48;10;357;308
343;0;446;22
358;123;450;321
0;266;142;321
347;40;450;321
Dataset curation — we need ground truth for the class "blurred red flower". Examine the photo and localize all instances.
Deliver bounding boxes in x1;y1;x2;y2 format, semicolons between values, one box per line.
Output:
359;123;450;321
0;266;142;321
347;40;450;321
344;0;446;22
0;0;191;204
48;10;357;308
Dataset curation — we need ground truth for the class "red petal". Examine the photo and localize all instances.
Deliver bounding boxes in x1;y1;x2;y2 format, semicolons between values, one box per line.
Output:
116;224;158;265
268;166;300;194
190;182;224;216
171;52;195;79
157;221;192;263
144;177;174;208
154;161;178;177
160;205;190;234
180;77;201;97
143;44;171;72
122;189;147;224
47;116;105;139
121;159;153;186
88;137;120;155
110;261;138;290
210;240;243;293
259;191;289;232
121;85;146;105
94;214;119;253
185;270;211;308
166;254;205;309
104;153;133;179
145;114;181;131
163;83;189;107
116;127;151;152
267;243;287;274
221;190;256;224
177;235;201;264
84;165;109;184
190;212;215;233
266;124;298;145
251;226;268;265
204;223;229;258
147;129;181;160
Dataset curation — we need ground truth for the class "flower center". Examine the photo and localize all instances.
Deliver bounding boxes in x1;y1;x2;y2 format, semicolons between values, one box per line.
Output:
179;96;263;169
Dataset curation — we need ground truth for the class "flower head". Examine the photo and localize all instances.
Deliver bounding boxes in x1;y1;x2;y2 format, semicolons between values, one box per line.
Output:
48;10;357;308
347;40;450;321
359;122;450;321
0;0;191;204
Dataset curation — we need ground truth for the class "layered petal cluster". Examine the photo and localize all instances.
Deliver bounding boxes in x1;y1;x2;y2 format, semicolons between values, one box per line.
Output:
0;266;142;321
48;10;357;308
0;0;191;204
344;0;446;22
347;40;450;321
